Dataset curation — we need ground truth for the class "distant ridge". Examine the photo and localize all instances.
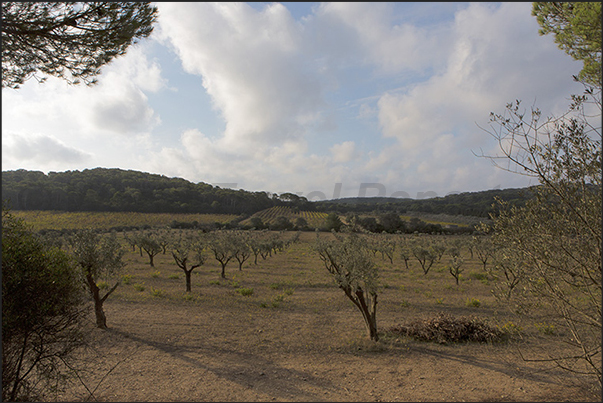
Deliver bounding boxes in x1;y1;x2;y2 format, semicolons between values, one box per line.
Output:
2;168;534;217
314;187;536;217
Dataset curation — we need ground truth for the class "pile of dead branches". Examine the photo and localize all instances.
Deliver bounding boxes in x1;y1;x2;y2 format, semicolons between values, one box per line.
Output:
388;312;505;344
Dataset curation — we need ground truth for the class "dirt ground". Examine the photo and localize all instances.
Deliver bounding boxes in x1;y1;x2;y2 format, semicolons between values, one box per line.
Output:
55;301;599;402
52;232;600;402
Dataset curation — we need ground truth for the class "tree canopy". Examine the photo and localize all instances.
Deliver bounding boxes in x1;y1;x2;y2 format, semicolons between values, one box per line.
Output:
1;2;158;88
532;2;602;86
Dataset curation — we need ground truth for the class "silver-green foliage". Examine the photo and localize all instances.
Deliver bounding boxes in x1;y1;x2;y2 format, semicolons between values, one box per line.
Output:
68;229;125;329
314;232;380;341
482;87;601;385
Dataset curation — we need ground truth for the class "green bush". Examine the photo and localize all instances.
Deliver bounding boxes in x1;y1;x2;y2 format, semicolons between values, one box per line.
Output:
465;297;481;308
237;287;254;296
149;287;164;297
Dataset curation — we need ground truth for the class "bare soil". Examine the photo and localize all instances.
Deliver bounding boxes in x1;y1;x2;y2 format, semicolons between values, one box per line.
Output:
54;232;600;402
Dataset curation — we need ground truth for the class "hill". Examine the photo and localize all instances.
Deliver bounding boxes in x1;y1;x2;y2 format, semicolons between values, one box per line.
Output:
313;187;536;218
1;168;278;215
2;168;534;218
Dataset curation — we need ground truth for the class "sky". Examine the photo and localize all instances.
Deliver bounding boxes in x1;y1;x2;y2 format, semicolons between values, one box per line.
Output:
2;2;586;201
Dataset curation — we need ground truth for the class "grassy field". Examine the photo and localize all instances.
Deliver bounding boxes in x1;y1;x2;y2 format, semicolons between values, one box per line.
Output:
10;210;239;231
47;229;599;402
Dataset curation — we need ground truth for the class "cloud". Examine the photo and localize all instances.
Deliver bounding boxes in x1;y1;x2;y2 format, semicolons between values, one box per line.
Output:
2;133;89;167
369;2;584;194
156;2;328;152
330;141;358;163
311;2;448;75
1;44;164;141
147;2;585;198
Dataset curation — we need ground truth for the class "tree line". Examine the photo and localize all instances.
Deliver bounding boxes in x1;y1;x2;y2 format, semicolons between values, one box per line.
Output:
1;168;281;214
2;167;534;218
315;187;535;217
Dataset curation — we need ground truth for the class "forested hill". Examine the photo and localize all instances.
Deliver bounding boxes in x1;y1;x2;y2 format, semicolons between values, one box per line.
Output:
314;187;535;218
1;168;281;215
2;168;534;217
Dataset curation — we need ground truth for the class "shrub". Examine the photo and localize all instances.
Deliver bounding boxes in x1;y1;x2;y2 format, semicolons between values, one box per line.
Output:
149;287;164;297
535;322;556;335
2;208;86;401
466;297;481;308
498;321;523;337
237;287;254;296
133;283;145;292
121;274;133;284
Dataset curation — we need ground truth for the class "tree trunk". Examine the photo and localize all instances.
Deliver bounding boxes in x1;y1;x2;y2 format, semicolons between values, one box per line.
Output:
355;290;379;341
343;286;379;342
86;273;107;329
185;270;192;292
94;298;107;329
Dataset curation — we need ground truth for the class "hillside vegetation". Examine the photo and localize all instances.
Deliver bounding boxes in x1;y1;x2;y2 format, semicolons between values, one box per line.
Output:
2;168;533;219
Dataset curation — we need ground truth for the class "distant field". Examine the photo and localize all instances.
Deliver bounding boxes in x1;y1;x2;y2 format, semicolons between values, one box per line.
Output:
242;207;480;230
241;206;329;228
11;210;239;231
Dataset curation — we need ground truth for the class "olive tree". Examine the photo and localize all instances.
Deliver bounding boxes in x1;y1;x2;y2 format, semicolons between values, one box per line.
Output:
2;207;86;401
480;89;601;384
478;69;601;391
171;233;207;292
68;229;125;329
1;2;158;88
207;230;236;279
472;235;495;271
231;231;252;271
398;237;412;269
314;232;380;341
447;255;464;286
486;248;527;302
410;240;437;275
136;230;163;267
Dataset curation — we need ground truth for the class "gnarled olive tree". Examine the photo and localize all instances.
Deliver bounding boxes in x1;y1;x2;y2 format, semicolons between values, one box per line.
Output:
315;232;380;341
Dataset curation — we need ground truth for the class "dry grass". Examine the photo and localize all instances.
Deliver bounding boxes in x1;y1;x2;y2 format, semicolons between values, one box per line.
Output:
10;210;238;231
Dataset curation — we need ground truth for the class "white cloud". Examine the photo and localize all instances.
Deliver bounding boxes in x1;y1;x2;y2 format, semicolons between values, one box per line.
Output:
1;43;164;143
2;133;89;169
156;2;328;153
330;141;358;163
312;2;448;75
369;2;584;195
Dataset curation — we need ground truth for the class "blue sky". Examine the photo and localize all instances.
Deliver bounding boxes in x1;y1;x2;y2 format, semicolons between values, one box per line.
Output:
2;2;585;200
